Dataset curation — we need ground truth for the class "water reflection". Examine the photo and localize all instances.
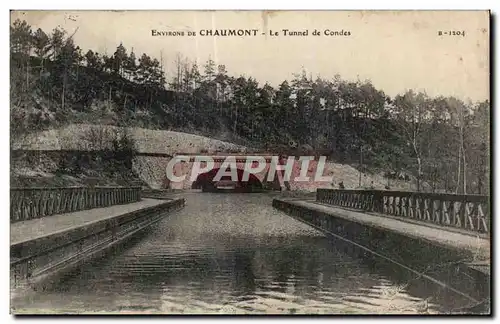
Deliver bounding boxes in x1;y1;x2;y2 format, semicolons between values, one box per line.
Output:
11;193;483;314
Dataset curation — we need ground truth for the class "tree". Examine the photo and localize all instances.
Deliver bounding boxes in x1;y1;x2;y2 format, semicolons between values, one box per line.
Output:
472;101;490;194
393;90;430;191
85;50;101;69
112;42;128;76
203;57;216;82
215;64;229;104
54;36;80;110
10;19;33;92
124;50;137;81
199;57;218;102
181;59;192;92
10;19;32;55
444;97;470;194
290;69;313;145
229;76;246;134
102;54;114;73
32;28;51;74
149;58;164;87
136;53;152;85
190;62;202;90
170;53;184;91
50;27;65;59
254;82;275;143
273;80;294;144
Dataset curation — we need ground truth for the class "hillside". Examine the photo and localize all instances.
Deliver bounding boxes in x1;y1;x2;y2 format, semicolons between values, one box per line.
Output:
12;124;249;155
11;124;249;188
11;123;424;191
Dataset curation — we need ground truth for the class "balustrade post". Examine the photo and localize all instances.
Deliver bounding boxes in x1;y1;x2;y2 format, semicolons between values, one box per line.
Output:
371;191;381;213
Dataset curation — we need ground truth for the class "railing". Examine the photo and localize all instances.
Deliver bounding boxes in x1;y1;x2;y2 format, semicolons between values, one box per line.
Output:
11;198;185;288
317;189;490;235
10;187;142;223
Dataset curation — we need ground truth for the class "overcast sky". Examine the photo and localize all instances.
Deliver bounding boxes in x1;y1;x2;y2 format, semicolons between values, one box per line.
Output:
12;10;489;102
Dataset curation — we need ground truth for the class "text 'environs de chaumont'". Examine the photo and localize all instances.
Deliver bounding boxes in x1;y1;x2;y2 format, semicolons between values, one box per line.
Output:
151;29;351;37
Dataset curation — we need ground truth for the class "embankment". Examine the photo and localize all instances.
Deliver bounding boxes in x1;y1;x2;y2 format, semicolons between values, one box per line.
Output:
11;124;420;191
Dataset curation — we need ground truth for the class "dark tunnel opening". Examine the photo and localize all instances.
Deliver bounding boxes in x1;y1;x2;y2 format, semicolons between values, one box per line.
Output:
191;168;264;192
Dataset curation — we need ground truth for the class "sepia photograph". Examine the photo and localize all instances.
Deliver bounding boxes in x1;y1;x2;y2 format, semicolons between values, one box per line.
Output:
9;10;491;315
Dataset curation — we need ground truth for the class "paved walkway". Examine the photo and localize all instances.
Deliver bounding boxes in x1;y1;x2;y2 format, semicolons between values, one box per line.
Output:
11;198;167;246
288;200;490;262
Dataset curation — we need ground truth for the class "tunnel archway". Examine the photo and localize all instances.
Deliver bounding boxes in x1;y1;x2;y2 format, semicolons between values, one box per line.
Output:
191;167;264;192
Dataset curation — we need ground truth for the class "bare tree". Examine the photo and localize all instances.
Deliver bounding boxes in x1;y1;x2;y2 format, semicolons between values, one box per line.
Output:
445;97;470;194
393;91;430;192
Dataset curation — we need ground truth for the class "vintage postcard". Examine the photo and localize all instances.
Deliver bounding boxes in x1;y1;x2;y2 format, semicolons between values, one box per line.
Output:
9;10;490;315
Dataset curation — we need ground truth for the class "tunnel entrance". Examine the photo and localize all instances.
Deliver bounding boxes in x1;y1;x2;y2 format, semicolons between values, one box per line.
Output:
191;168;264;192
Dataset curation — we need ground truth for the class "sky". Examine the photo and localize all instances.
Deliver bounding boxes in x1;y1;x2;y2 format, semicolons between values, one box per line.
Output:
11;10;490;102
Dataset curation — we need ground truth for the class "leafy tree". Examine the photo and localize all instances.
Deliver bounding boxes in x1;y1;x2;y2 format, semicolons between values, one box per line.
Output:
136;53;152;85
32;28;51;62
112;43;128;76
273;81;294;144
10;19;32;55
50;27;65;59
125;50;137;81
190;63;202;90
203;57;216;82
85;50;101;70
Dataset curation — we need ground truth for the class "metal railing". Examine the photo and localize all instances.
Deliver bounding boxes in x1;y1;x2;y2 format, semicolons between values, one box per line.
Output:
10;187;142;223
10;198;185;287
317;189;490;235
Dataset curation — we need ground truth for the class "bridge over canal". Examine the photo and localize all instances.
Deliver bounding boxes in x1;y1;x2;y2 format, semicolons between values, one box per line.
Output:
136;152;340;191
9;187;490;314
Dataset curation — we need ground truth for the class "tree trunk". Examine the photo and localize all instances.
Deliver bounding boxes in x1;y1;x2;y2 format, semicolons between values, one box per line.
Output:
455;147;461;194
412;138;421;192
478;173;483;195
462;134;467;194
416;156;422;192
233;107;238;134
108;86;112;111
40;58;45;76
358;146;363;188
25;59;30;91
62;71;66;110
462;148;467;194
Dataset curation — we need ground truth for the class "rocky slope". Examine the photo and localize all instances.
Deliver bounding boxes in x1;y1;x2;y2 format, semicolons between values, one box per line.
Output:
12;124;249;155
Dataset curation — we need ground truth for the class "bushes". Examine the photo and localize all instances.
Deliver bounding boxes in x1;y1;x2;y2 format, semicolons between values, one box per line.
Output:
57;127;137;176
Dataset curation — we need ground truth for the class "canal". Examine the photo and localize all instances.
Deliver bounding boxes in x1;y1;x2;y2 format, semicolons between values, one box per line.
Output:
11;193;481;314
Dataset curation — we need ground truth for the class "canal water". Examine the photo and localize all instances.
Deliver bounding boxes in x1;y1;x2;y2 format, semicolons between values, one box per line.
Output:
12;193;481;314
